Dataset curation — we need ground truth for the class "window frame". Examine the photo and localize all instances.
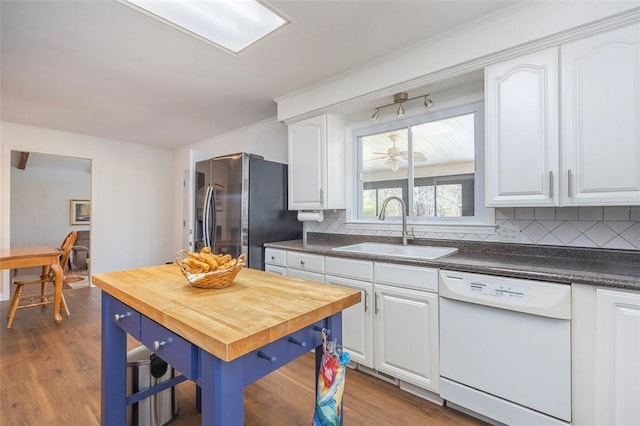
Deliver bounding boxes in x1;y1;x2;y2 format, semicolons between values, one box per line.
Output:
346;101;495;234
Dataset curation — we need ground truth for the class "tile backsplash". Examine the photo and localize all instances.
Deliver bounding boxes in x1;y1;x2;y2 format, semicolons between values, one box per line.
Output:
304;207;640;250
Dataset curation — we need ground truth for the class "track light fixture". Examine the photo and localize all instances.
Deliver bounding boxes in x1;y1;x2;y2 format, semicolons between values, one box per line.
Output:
370;92;434;122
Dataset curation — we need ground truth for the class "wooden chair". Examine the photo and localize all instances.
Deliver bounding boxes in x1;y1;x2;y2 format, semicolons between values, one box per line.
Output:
7;231;78;328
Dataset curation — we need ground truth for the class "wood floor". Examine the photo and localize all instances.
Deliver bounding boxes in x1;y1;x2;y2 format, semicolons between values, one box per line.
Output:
0;287;485;425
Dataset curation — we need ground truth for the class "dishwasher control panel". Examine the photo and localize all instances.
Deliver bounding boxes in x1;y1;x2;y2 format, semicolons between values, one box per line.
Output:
469;281;530;300
440;270;571;319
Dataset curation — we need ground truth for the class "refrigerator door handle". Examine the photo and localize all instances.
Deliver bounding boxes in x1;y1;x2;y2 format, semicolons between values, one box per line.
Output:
211;185;217;250
203;185;213;248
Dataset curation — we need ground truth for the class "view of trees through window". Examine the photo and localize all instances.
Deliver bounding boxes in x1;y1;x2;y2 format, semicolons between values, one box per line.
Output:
357;105;478;221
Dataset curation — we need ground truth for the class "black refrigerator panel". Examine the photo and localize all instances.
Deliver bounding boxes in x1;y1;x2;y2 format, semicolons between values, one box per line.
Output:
248;158;302;270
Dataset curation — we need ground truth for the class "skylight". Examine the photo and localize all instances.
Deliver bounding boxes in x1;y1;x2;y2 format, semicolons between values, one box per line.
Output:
120;0;289;54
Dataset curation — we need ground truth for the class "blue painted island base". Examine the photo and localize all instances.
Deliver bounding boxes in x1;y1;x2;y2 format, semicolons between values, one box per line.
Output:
101;292;344;426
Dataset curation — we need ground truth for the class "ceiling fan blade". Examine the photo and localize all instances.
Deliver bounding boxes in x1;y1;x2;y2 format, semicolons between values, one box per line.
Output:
366;156;389;161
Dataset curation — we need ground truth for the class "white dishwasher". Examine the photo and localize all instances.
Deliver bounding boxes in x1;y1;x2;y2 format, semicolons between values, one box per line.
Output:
439;270;571;426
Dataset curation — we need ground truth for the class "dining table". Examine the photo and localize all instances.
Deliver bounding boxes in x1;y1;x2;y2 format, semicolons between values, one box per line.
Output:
0;245;64;327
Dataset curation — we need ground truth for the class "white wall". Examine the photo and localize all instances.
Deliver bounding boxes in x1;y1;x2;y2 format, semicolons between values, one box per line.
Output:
11;165;90;247
172;117;288;251
1;122;175;301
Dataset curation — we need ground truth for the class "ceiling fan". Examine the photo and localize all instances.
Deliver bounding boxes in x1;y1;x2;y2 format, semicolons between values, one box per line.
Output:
370;134;427;171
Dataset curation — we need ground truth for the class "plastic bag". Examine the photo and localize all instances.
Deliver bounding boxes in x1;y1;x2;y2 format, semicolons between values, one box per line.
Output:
312;328;350;426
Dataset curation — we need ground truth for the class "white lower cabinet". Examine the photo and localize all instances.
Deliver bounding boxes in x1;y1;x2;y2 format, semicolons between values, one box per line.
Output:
324;274;374;367
374;283;439;391
594;288;640;425
325;256;440;394
264;248;286;275
285;251;324;282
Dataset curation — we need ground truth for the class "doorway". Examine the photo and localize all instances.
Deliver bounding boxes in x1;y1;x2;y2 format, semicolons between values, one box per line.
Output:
8;151;92;296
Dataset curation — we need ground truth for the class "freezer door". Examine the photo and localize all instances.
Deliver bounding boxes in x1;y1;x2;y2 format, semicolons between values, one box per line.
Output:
211;153;245;258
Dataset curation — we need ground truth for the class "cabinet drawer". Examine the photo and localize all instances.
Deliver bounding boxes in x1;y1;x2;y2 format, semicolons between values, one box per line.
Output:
108;297;141;340
242;320;325;386
286;268;324;283
325;256;373;281
264;248;286;267
140;316;198;379
375;263;438;292
286;252;324;273
265;264;286;275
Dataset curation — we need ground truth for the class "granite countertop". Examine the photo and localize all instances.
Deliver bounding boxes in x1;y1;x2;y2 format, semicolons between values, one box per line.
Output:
265;233;640;291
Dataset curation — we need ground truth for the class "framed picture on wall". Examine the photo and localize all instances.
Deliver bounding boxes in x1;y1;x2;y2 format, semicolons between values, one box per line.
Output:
70;199;90;225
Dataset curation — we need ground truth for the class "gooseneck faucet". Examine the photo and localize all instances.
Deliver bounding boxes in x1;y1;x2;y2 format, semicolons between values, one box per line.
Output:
378;196;414;245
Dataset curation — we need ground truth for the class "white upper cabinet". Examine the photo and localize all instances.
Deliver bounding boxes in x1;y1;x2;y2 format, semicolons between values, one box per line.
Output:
485;23;640;207
485;48;559;206
561;23;640;206
287;114;346;210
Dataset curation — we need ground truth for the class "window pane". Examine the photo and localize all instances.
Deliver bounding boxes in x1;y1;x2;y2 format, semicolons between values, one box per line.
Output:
362;189;377;217
413;185;435;217
378;187;403;216
436;184;462;217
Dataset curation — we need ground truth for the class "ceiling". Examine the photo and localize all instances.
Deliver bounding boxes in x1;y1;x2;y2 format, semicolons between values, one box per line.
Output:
1;0;519;149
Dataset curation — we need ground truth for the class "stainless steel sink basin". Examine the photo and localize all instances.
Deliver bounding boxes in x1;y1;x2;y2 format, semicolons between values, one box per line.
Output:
332;242;458;260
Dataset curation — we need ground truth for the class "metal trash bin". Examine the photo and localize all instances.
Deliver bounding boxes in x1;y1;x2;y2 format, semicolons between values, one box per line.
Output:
127;346;179;426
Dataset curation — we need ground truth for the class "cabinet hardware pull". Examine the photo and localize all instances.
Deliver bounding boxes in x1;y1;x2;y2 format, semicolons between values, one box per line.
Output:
375;293;379;314
271;255;275;260
300;260;305;266
568;169;572;198
114;312;130;322
257;350;277;364
364;291;369;312
549;171;553;198
153;340;166;351
319;189;324;204
287;337;307;349
312;325;331;336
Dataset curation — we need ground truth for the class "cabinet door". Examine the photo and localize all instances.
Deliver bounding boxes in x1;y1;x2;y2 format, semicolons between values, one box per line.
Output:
595;289;640;425
288;115;326;210
485;47;559;206
561;23;640;205
374;284;439;392
325;274;374;368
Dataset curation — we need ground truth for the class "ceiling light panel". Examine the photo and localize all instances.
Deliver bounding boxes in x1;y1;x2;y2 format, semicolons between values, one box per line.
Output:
120;0;289;54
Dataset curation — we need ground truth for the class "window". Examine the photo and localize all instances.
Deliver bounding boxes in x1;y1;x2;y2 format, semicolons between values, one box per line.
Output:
351;102;492;230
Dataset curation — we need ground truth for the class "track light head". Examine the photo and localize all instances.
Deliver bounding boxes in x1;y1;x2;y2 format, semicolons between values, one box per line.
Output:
396;104;405;118
424;95;434;110
371;108;380;123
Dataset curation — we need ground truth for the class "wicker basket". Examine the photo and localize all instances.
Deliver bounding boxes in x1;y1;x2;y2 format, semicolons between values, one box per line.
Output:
175;250;246;289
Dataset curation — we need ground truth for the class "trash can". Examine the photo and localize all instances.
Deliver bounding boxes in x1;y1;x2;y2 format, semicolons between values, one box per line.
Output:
127;345;179;426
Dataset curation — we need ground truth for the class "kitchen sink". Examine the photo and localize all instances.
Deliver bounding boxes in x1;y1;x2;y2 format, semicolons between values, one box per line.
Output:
332;242;458;260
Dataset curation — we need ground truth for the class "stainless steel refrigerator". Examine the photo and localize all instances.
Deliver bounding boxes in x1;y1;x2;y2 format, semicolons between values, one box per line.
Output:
194;152;301;270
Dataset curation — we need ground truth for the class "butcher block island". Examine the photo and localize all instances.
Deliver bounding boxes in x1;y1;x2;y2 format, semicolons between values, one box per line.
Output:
92;264;360;425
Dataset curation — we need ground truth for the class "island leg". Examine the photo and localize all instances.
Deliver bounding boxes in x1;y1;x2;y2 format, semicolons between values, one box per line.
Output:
101;293;128;426
198;350;244;425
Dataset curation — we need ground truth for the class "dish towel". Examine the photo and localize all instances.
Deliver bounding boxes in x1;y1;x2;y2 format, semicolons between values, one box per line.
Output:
312;328;350;426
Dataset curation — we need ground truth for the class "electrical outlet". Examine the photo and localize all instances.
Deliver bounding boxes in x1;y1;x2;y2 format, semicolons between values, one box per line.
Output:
497;223;520;242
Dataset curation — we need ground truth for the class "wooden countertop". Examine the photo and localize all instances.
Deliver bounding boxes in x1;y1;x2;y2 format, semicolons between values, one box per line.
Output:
92;264;361;361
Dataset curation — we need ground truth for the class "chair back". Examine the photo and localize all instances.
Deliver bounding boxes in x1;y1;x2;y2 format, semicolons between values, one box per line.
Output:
58;231;78;272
